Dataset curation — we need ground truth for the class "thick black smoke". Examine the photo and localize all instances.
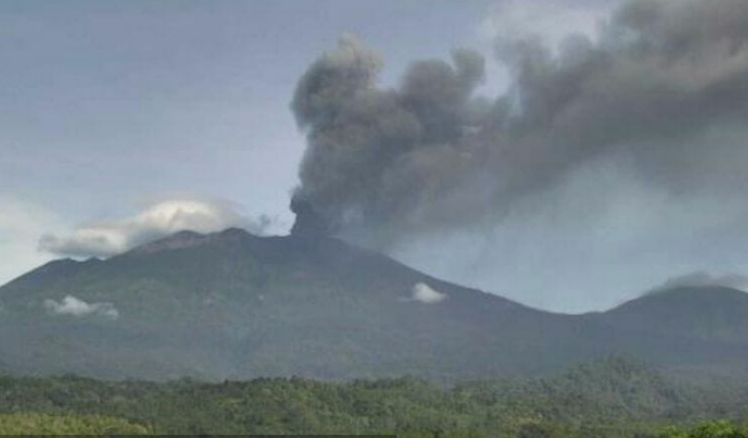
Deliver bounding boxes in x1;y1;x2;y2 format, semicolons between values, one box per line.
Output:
291;0;748;247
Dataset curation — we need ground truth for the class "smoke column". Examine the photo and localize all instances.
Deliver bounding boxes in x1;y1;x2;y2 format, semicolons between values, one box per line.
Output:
291;0;748;248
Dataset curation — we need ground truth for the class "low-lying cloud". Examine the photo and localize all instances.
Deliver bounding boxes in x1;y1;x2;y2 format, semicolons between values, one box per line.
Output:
411;282;448;304
648;271;748;294
39;199;274;258
44;295;120;320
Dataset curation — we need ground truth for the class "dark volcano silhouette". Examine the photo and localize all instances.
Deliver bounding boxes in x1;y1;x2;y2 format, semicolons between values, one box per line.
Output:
0;222;746;381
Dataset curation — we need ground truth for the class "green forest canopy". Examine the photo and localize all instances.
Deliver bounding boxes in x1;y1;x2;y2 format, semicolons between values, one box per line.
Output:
0;358;746;437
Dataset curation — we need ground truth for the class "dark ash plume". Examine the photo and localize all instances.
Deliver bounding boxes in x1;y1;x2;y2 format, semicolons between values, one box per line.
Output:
291;0;748;247
289;197;330;238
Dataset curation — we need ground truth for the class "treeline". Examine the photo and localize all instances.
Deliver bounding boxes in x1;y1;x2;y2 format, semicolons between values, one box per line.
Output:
657;421;748;438
0;358;746;437
0;413;148;434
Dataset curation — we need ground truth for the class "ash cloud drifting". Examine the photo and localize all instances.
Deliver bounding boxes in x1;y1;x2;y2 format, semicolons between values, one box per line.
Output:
291;0;748;247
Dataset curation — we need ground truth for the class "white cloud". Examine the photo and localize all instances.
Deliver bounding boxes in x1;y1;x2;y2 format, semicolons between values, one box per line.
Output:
44;295;119;320
411;282;448;304
39;199;274;258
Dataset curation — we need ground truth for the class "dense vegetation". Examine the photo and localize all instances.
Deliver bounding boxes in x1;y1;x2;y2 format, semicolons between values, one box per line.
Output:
1;358;746;437
656;421;748;438
0;413;149;434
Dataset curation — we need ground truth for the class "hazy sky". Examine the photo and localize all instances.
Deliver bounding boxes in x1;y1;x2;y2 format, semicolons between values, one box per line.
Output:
3;0;747;313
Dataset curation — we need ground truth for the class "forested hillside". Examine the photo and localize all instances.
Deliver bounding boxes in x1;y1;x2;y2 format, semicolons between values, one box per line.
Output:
1;358;746;437
2;228;746;381
0;413;149;435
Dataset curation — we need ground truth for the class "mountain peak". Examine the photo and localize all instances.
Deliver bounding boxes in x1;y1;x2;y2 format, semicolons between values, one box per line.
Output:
2;228;747;381
128;228;254;255
219;227;252;238
605;285;748;319
633;285;748;305
598;285;748;343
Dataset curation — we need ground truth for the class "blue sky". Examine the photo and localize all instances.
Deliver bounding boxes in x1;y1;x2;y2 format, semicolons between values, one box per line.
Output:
0;0;500;287
1;1;496;216
4;0;747;313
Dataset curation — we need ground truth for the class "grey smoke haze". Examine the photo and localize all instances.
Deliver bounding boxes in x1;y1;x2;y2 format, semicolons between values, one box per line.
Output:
291;0;748;248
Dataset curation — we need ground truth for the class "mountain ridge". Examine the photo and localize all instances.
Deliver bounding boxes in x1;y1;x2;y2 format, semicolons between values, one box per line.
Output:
593;285;748;344
1;228;746;381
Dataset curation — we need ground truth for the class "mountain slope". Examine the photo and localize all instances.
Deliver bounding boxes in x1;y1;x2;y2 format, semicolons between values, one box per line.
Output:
0;228;746;380
595;286;748;344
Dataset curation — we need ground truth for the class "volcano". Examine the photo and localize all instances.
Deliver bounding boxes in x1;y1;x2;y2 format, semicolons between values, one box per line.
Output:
0;223;746;381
